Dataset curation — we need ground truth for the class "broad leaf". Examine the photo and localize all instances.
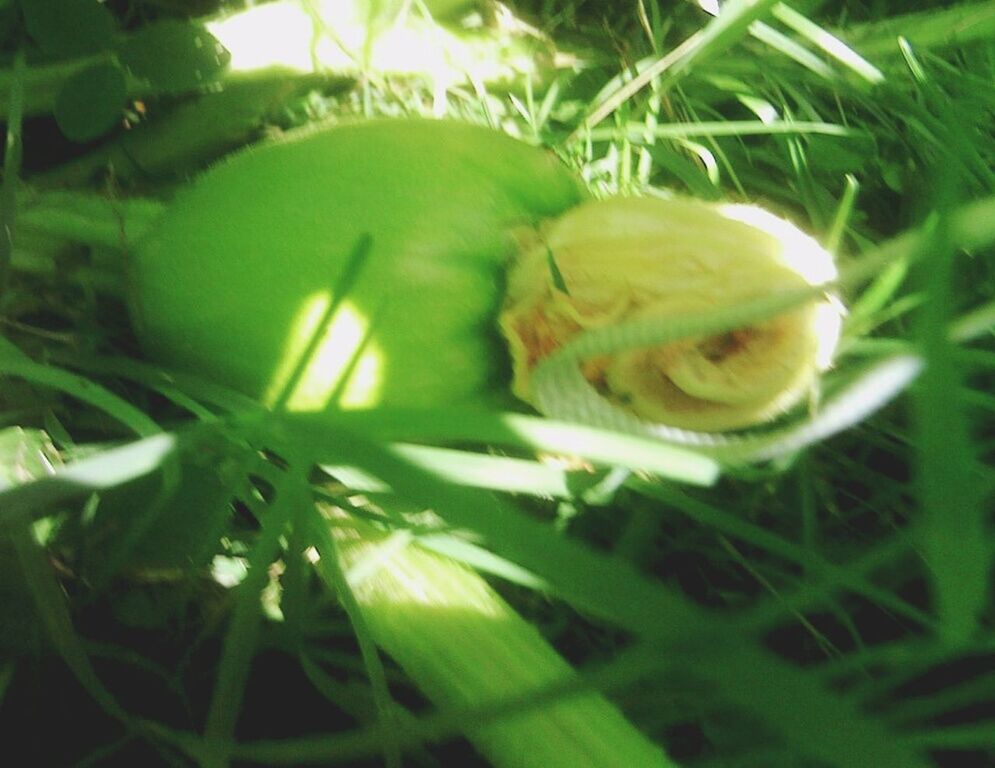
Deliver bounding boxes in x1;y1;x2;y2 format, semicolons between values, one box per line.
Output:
54;62;126;142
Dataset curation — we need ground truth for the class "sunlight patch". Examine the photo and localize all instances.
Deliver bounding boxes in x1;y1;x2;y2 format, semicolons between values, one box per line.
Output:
264;293;383;412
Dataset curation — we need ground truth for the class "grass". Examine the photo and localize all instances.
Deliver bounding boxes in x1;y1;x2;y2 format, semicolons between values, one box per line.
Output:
1;0;994;766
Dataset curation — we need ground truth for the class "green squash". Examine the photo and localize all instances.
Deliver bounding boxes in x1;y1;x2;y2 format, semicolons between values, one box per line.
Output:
129;118;584;411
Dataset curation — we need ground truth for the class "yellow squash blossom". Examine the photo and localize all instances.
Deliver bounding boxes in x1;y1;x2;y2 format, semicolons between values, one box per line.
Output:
500;196;844;432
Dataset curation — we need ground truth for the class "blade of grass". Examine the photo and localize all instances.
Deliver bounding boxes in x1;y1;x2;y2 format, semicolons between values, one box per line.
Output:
747;19;836;79
772;3;885;84
10;526;127;718
305;507;402;768
628;480;934;629
272;415;706;642
0;432;179;523
383;443;573;497
1;429;127;727
278;408;720;486
274;416;935;766
910;201;989;645
839;1;995;57
575;0;783;137
201;467;298;768
17;189;165;249
824;173;859;254
588;118;858;141
697;640;933;768
0;338;161;437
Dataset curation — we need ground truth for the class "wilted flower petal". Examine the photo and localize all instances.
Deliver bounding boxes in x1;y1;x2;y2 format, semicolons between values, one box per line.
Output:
500;196;844;432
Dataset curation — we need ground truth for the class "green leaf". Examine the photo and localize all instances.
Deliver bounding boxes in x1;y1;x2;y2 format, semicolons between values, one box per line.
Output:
117;20;230;92
54;62;126;142
18;0;115;57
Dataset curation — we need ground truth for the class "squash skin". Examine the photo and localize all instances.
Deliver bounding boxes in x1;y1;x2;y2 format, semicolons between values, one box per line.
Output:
129;119;584;410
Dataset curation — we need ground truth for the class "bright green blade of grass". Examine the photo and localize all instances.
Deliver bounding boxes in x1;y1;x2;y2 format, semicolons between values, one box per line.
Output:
0;432;178;523
280;408;720;486
950;298;995;343
415;532;550;591
0;338;160;437
772;3;885;84
747;19;837;79
387;443;574;498
49;352;266;415
588;118;858;141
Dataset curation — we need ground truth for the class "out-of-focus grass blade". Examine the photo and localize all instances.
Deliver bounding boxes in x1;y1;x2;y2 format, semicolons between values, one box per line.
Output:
950;299;995;343
700;641;933;768
270;418;930;768
903;723;995;751
227;641;664;766
839;1;995;57
0;428;126;723
748;19;836;79
9;525;126;719
840;194;995;289
322;444;581;499
846;257;911;334
578;0;782;135
202;469;299;768
51;352;265;415
589;119;858;141
285;408;719;486
0;432;178;522
276;417;705;643
0;338;160;437
772;3;884;83
416;533;550;591
389;444;572;498
305;508;402;768
910;209;989;644
883;669;995;726
0;49;24;297
18;188;165;249
629;481;933;628
713;354;925;463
